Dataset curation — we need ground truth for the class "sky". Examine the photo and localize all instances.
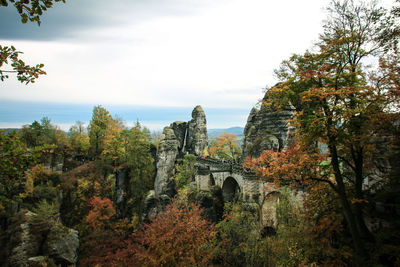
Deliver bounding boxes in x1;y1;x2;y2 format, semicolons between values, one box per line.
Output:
0;0;395;130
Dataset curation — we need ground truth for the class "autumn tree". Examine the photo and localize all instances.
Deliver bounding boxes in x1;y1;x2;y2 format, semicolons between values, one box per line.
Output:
112;199;218;267
79;197;127;267
209;132;241;162
88;105;112;158
0;0;66;84
247;0;399;263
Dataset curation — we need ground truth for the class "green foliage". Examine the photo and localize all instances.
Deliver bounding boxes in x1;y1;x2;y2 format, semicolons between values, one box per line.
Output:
88;105;112;158
215;202;272;267
0;45;46;84
29;200;61;242
0;130;43;203
174;154;196;189
0;0;66;25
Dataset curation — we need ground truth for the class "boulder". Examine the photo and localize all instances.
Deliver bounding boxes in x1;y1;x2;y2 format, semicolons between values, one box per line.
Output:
5;210;79;267
44;227;79;266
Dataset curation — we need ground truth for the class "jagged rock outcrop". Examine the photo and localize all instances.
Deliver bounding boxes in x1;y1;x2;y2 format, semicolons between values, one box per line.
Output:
171;121;187;153
186;106;208;155
154;126;181;196
4;210;79;267
43;227;79;265
153;106;208;196
242;94;295;159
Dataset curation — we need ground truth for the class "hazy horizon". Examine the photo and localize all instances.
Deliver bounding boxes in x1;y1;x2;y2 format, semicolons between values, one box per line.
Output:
0;100;250;131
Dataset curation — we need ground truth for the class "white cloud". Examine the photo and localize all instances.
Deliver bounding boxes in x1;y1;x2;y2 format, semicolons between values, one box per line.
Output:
2;0;334;109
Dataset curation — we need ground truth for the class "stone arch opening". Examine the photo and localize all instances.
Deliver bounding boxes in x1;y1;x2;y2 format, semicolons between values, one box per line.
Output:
209;174;215;187
261;191;280;228
222;177;240;202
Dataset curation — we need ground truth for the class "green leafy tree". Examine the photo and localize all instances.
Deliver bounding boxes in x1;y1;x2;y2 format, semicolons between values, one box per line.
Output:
68;121;90;157
215;203;272;267
122;127;155;217
174;154;196;190
88;105;112;158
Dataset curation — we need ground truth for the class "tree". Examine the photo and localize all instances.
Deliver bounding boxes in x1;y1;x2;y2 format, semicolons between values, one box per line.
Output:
248;0;399;263
215;203;272;267
68;121;90;157
209;132;241;162
112;199;218;267
174;154;196;190
102;119;125;169
88;105;112;158
0;45;46;84
120;127;155;217
0;0;66;83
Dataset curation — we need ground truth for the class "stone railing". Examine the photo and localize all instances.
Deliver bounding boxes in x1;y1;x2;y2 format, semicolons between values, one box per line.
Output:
195;156;256;178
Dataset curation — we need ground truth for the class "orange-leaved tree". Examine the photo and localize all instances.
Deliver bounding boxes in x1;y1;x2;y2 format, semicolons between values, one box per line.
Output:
209;132;241;162
112;198;218;267
246;0;400;263
80;197;127;267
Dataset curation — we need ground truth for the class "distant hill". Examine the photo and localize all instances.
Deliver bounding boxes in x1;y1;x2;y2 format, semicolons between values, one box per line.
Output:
0;128;20;134
208;127;244;145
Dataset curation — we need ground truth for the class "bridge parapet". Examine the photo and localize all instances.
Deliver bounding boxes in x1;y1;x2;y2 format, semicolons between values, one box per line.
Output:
195;156;257;179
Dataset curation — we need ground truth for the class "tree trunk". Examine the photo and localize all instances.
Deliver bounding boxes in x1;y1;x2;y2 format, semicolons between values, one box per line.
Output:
353;148;374;241
329;143;367;264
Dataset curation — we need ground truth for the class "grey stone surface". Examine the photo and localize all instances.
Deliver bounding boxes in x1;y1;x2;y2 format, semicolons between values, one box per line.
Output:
170;121;188;153
242;94;295;158
8;212;40;267
6;210;79;267
27;256;49;267
44;227;79;265
154;106;208;196
186;105;208;156
154;126;180;196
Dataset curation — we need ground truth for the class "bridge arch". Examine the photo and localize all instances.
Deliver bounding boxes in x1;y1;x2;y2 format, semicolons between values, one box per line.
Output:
209;174;215;187
222;177;240;202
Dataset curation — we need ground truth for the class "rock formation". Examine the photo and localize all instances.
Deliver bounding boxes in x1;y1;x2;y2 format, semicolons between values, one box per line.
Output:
242;93;295;159
154;105;208;196
154;126;181;196
186;106;208;155
5;210;79;267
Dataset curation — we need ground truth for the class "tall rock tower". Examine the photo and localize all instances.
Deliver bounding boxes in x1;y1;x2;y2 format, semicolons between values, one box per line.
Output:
186;105;208;155
154;105;208;196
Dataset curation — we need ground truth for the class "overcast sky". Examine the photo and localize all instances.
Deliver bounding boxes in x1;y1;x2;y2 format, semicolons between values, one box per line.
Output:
0;0;395;130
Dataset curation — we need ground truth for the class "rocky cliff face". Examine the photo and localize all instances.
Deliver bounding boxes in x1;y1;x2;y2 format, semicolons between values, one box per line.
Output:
186;106;208;155
153;105;208;197
242;94;295;159
4;210;79;267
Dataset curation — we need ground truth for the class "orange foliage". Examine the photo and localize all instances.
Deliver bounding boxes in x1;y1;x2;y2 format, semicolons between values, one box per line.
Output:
86;197;116;230
243;143;330;189
112;199;218;267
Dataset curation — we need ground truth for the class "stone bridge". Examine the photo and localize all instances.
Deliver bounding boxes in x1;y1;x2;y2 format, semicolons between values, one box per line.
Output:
194;157;281;227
